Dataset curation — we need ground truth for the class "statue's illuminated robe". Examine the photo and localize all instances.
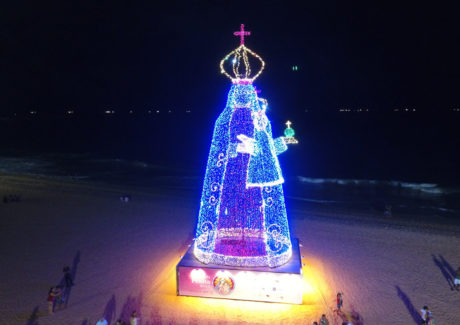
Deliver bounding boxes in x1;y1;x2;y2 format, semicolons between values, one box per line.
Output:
194;84;292;267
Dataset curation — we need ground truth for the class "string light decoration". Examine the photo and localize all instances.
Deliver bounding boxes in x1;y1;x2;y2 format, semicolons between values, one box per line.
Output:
283;121;299;144
220;24;265;84
194;25;296;268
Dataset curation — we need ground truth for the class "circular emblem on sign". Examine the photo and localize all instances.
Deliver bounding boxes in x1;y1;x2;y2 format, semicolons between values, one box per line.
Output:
212;271;235;295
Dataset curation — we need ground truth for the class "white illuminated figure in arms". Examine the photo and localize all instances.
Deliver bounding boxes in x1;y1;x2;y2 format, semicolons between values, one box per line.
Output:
194;24;298;268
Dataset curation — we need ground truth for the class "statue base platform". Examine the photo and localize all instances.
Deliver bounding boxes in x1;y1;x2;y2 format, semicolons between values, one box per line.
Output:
176;238;303;304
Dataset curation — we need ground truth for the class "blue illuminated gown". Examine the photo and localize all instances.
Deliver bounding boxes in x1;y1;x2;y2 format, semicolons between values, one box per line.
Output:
194;84;292;267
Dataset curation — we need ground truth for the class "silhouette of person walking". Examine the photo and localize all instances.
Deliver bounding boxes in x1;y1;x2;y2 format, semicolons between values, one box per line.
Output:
63;266;74;287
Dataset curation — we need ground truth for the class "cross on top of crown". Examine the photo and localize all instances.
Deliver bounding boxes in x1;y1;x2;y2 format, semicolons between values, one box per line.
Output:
220;24;265;83
233;24;251;45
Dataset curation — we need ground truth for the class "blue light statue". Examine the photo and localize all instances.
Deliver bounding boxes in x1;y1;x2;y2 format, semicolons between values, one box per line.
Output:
194;25;298;267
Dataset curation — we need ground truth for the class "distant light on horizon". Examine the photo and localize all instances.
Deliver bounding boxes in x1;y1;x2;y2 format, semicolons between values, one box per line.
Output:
338;108;369;112
394;107;416;112
8;106;460;118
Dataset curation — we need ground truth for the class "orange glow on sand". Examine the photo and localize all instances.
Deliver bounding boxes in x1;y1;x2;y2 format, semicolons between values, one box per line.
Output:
143;251;333;324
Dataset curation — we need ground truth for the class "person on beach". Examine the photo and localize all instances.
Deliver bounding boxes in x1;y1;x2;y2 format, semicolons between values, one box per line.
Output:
130;310;140;325
336;292;343;310
46;287;58;314
455;267;460;290
96;317;108;325
63;266;74;287
54;286;65;310
320;314;329;325
420;306;433;325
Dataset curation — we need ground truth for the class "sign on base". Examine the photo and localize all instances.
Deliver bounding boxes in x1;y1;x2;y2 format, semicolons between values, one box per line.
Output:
177;238;303;304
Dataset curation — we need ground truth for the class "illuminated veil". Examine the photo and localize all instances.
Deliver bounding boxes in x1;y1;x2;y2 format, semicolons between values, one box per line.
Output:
194;25;293;268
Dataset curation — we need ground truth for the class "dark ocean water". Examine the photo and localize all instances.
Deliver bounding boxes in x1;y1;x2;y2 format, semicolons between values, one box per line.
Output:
0;112;459;222
1;111;459;184
0;153;459;223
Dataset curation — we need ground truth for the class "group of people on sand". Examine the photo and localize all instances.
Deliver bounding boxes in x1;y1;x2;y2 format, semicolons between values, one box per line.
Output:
46;266;74;314
96;311;139;325
44;263;460;324
332;292;364;325
46;263;141;325
46;286;65;314
311;292;349;325
330;290;437;325
312;291;352;325
312;292;344;325
326;269;460;325
419;266;460;324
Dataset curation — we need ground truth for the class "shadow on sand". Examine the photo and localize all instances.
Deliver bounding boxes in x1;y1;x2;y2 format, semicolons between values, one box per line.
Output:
118;292;144;324
395;285;421;325
103;294;117;324
143;305;162;325
335;307;364;325
62;250;81;308
439;255;457;278
432;254;454;290
349;305;364;325
145;306;163;325
25;306;39;325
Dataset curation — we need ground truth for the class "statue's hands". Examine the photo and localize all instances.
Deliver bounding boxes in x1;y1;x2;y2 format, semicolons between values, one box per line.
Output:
236;134;256;156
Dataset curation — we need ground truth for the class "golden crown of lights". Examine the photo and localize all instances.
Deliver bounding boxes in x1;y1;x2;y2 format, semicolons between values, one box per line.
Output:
220;24;265;84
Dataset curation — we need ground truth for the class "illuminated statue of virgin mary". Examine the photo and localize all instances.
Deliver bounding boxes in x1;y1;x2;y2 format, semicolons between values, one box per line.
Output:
194;25;297;268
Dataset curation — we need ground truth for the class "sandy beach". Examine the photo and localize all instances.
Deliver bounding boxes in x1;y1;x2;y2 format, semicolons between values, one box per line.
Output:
1;174;459;325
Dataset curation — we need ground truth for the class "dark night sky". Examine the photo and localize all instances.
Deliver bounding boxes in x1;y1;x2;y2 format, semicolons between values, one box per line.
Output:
0;1;459;183
1;1;459;113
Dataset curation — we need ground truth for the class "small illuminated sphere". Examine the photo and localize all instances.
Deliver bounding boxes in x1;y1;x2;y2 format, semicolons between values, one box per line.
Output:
284;127;295;138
